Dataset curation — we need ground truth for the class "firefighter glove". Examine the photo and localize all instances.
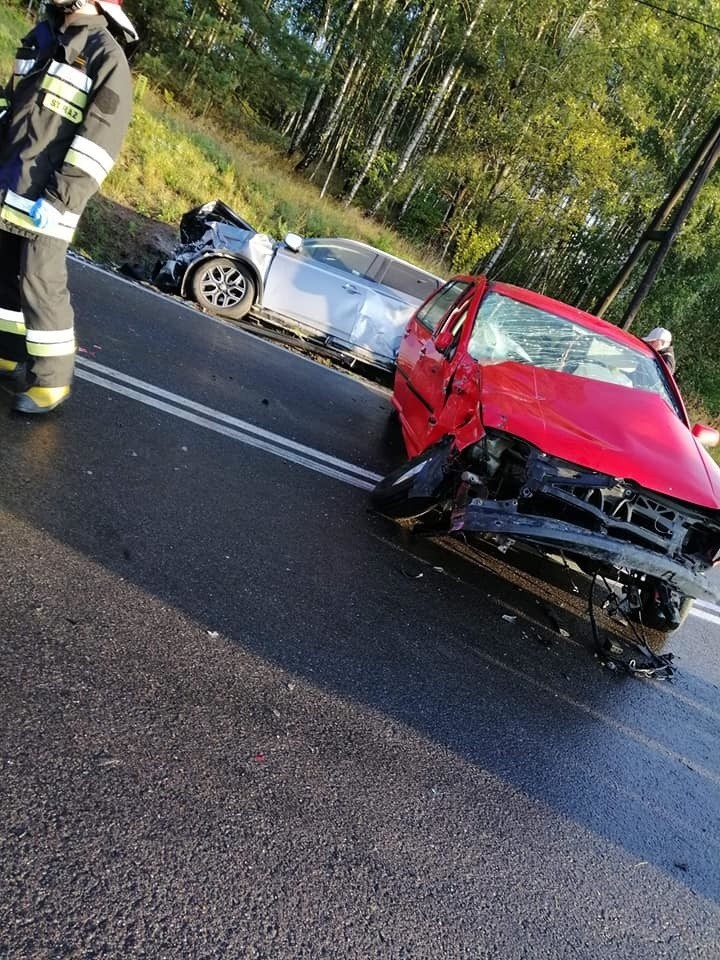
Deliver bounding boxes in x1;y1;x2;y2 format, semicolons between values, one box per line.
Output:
29;199;62;231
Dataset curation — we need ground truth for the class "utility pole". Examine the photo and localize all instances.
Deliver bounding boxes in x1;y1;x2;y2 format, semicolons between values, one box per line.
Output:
593;114;720;329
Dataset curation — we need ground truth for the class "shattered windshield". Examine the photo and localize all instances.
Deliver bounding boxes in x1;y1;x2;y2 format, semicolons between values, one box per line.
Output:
467;292;681;415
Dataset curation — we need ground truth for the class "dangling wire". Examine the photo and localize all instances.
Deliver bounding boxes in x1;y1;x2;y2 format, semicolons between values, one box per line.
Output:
587;570;675;680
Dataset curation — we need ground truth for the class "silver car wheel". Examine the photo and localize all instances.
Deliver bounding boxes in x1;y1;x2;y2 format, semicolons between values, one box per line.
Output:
191;257;255;320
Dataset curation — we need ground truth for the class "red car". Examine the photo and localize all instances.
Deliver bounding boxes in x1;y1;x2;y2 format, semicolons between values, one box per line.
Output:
372;275;720;649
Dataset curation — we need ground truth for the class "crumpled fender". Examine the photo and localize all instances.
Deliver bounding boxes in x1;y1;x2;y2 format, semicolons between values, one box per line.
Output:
423;359;486;453
403;436;457;499
176;230;275;300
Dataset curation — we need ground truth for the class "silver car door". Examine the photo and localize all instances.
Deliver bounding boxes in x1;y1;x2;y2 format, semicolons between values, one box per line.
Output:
261;240;377;340
345;283;419;365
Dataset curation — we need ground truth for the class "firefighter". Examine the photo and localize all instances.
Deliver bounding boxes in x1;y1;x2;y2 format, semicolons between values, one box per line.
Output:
0;0;137;414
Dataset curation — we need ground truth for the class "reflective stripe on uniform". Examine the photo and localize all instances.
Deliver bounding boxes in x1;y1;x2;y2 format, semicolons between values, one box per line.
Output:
48;61;93;94
0;306;26;336
0;190;79;243
42;93;84;125
65;135;114;185
41;75;88;109
40;62;92;125
26;327;76;358
14;58;35;77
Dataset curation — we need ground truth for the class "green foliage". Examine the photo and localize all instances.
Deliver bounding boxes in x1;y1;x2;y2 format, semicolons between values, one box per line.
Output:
133;73;149;104
271;198;299;236
452;224;501;275
360;150;397;195
70;81;445;273
635;233;720;416
0;3;28;63
368;233;394;254
303;210;331;236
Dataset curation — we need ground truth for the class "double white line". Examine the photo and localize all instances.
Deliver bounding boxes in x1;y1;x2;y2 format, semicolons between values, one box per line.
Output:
74;356;720;625
75;357;382;491
689;599;720;625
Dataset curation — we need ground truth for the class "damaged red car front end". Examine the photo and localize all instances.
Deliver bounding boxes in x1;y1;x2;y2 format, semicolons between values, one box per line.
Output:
373;276;720;643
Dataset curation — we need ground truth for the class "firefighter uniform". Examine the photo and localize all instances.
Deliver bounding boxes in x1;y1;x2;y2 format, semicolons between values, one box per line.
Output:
0;7;133;410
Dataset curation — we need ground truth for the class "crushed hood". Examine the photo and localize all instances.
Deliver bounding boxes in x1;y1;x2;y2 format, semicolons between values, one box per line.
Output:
478;364;720;509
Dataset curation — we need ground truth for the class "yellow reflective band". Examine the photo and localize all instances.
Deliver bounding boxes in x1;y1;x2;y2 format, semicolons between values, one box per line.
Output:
42;93;84;125
0;308;25;335
0;316;26;335
48;61;92;94
0;97;9;108
1;192;79;242
67;135;114;181
26;338;76;358
1;205;36;232
0;306;24;323
26;327;75;345
0;206;76;243
41;75;88;110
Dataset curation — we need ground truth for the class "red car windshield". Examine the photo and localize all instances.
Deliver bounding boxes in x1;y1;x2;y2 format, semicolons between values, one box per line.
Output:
467;292;681;416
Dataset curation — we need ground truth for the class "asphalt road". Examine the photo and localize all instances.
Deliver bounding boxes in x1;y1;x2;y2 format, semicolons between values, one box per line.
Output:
1;261;719;959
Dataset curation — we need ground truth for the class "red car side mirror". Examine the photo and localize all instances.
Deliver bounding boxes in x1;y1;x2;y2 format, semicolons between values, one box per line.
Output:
692;423;720;448
434;329;454;353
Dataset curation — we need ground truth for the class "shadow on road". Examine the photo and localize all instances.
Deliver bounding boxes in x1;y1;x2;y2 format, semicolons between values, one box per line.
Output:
1;343;719;930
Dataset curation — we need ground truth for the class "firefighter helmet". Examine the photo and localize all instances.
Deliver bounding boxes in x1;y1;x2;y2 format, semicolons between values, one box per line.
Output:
95;0;139;46
48;1;139;48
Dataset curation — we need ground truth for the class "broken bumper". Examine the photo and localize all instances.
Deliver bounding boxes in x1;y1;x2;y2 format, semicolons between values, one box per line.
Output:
456;500;720;604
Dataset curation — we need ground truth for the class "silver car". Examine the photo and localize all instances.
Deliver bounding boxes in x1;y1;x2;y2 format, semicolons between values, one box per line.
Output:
154;201;442;370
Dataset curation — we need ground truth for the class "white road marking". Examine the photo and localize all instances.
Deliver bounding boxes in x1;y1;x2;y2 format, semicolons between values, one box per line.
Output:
74;355;720;626
70;256;393;395
692;598;720;623
689;606;720;625
694;598;720;612
75;358;382;491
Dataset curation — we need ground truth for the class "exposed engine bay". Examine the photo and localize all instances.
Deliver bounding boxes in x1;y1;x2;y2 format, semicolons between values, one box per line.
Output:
372;430;720;668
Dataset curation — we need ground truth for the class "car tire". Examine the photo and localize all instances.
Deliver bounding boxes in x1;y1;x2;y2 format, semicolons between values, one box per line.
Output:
191;257;255;319
370;446;450;521
642;596;695;653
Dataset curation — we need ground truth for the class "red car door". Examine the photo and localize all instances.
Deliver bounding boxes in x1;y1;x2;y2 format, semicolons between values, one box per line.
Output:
394;279;475;452
401;278;487;456
407;284;486;453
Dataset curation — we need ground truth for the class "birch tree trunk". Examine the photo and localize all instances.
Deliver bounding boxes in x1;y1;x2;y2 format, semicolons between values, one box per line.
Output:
309;55;363;180
481;213;520;274
321;125;354;197
289;0;363;156
399;77;467;219
371;3;485;214
344;6;440;205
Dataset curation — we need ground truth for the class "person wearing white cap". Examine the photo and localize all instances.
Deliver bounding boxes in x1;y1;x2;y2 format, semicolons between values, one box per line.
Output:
0;0;137;413
642;326;676;376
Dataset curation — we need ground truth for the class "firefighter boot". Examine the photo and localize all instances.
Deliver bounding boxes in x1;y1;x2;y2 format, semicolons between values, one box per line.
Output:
0;359;25;383
12;385;71;414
